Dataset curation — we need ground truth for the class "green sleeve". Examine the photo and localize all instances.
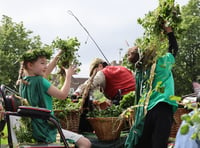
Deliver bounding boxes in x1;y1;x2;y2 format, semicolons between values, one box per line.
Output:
42;78;51;92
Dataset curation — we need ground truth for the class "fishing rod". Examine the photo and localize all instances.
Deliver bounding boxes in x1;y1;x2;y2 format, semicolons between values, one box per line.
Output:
67;10;110;64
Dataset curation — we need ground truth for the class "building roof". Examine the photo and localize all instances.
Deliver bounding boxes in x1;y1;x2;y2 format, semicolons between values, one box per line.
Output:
71;77;88;90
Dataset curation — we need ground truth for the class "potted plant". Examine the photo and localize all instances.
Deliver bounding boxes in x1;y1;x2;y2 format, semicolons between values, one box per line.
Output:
53;97;82;133
87;91;135;141
87;105;124;141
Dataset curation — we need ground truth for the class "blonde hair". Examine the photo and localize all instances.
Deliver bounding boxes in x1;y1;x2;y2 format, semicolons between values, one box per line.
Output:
16;61;29;85
89;58;105;77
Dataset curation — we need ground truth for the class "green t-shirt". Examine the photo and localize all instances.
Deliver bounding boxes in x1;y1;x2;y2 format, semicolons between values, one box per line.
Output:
135;52;178;112
148;52;178;112
20;76;57;143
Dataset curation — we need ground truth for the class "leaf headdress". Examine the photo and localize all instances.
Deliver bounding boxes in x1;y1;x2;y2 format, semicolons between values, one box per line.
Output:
21;49;52;62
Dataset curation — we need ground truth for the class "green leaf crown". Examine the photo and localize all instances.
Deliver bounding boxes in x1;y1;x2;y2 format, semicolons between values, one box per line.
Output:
21;49;52;62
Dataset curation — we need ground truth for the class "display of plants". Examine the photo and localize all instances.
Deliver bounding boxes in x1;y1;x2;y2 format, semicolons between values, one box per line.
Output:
53;97;82;132
53;97;82;113
87;104;124;118
87;91;136;118
86;92;137;141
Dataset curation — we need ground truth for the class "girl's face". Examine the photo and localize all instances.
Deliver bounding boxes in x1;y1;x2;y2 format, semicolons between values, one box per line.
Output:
27;57;48;76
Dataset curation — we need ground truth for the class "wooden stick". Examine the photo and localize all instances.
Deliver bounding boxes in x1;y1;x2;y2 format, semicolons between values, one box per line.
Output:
80;68;97;113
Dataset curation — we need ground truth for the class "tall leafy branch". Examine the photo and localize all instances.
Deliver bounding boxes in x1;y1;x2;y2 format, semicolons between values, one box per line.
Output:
136;0;182;60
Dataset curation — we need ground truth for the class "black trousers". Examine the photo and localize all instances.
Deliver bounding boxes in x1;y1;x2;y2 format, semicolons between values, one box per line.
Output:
135;102;173;148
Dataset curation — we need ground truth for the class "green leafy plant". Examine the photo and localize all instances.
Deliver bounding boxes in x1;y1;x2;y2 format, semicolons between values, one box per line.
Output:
137;0;181;37
52;37;81;70
53;97;81;113
87;105;124;118
135;0;182;64
53;97;82;132
53;97;81;121
119;91;135;109
14;117;35;144
92;89;106;100
87;91;136;118
180;102;200;140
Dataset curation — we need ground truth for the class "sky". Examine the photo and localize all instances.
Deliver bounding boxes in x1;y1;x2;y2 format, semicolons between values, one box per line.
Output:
0;0;189;77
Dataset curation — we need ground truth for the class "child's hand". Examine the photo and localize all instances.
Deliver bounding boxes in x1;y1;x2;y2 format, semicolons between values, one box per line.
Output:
63;65;77;76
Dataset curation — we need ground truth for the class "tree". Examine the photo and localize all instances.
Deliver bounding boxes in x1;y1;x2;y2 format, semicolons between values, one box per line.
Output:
0;15;43;88
173;0;200;96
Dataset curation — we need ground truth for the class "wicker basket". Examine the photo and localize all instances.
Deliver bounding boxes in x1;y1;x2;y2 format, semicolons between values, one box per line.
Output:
170;107;190;138
87;117;124;141
54;110;80;133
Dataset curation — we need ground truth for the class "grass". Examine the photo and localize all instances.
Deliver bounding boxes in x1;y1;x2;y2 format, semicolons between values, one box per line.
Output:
0;124;8;145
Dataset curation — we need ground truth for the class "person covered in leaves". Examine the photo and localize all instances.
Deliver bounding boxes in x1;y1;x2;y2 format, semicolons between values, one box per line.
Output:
74;58;136;105
125;25;178;148
17;49;91;148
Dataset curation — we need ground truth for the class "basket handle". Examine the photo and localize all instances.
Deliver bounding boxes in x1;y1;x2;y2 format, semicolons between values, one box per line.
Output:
112;117;124;133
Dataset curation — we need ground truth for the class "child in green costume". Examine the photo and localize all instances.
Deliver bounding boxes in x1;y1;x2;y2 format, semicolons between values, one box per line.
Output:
17;49;91;148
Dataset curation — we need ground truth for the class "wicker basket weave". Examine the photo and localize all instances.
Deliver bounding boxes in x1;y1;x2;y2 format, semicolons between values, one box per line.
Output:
54;110;80;133
170;107;190;138
87;117;124;141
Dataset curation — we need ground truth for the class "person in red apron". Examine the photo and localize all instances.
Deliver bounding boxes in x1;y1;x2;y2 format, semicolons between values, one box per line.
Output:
74;58;136;105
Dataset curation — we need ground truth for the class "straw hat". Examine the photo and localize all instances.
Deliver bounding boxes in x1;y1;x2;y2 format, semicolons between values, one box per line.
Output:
89;58;104;76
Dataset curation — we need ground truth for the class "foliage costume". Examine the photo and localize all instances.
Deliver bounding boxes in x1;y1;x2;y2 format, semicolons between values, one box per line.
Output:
125;32;178;148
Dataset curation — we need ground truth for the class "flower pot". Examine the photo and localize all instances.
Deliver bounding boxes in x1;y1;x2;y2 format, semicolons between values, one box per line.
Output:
93;100;110;110
87;117;124;141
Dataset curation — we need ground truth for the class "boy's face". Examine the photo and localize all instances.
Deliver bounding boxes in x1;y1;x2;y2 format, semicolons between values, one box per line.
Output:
127;47;139;64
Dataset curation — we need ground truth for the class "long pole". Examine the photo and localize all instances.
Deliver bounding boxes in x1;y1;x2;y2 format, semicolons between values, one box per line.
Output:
67;10;110;64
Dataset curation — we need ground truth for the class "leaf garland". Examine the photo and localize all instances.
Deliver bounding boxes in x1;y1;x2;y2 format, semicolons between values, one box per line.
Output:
20;48;52;62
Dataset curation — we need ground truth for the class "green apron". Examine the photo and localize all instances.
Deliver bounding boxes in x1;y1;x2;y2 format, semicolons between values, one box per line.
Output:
125;67;150;148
